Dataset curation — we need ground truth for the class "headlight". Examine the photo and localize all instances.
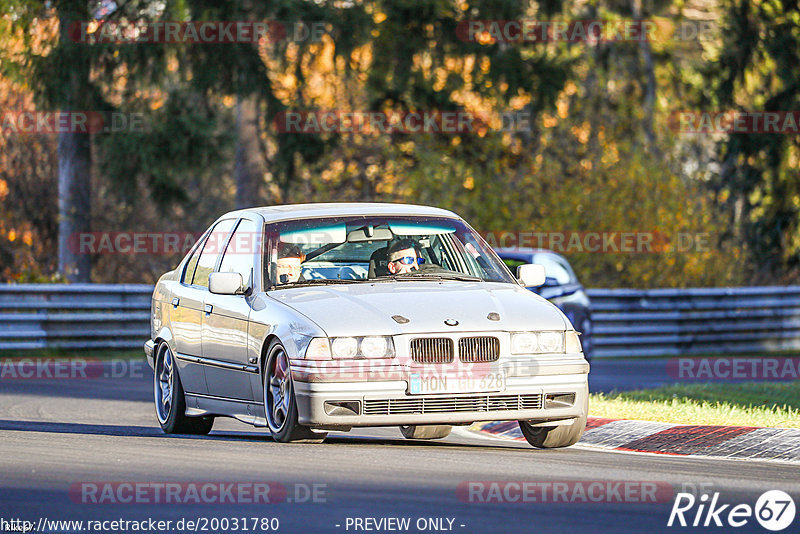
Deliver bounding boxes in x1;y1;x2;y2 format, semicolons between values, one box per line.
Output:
361;336;389;358
510;332;566;354
539;332;564;353
331;337;359;358
566;331;582;354
510;333;538;354
311;336;396;359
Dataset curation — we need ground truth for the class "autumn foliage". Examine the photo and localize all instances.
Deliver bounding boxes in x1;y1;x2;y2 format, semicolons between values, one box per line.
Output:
4;0;796;288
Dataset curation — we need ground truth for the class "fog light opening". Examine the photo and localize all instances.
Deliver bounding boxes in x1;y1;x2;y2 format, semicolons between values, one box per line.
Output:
323;400;361;416
545;392;575;409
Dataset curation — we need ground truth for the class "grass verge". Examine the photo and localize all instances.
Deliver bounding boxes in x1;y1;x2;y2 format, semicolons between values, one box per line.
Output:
590;382;800;428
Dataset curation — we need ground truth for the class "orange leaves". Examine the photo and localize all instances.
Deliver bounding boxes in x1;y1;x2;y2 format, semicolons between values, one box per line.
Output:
556;99;569;119
571;121;590;144
542;114;558;128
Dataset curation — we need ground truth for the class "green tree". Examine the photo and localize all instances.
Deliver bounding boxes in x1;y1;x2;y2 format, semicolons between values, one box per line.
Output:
1;0;235;280
711;0;800;282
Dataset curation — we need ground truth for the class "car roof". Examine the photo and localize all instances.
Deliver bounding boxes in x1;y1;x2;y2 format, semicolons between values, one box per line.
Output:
223;203;460;223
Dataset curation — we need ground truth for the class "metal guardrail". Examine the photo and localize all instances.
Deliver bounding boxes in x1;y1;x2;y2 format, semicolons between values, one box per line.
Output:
0;284;152;350
2;284;799;357
587;286;800;357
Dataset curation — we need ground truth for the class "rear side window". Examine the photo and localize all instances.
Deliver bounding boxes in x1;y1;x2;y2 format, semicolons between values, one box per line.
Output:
182;239;204;284
190;219;237;288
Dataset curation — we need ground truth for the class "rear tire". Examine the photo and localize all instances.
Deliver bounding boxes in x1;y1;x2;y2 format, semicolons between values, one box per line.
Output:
264;339;327;443
399;425;452;440
154;343;214;435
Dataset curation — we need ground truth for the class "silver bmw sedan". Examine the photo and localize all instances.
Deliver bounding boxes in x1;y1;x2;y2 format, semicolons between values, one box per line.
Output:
144;203;589;447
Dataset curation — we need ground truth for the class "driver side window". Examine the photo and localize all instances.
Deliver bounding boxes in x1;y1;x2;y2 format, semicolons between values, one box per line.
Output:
218;219;258;288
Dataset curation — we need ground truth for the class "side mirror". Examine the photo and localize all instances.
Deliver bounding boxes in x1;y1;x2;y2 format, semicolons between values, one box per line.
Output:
517;264;546;287
209;272;245;295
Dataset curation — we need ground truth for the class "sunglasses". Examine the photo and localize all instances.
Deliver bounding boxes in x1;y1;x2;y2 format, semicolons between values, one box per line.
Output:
391;256;425;265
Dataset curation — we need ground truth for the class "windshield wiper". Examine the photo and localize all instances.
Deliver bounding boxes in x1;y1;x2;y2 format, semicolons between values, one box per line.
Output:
376;272;483;282
271;278;370;289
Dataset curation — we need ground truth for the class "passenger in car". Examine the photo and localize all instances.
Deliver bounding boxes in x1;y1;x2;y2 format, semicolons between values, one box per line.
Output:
386;239;421;274
276;243;305;284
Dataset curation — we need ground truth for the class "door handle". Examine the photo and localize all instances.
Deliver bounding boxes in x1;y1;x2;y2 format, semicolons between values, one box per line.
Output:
204;304;213;314
171;297;179;307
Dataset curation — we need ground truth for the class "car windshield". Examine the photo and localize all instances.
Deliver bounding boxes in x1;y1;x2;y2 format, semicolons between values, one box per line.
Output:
265;215;516;288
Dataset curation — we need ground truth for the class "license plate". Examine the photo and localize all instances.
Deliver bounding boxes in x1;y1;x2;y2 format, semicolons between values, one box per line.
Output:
407;371;506;395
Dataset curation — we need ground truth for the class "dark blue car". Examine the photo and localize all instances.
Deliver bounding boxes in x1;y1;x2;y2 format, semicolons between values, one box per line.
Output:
495;248;593;360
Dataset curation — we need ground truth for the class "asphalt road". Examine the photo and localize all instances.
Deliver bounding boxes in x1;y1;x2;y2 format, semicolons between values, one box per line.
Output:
0;361;798;534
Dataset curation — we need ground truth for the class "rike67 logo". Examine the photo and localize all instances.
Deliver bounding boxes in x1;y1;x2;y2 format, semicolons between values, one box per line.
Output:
668;490;796;531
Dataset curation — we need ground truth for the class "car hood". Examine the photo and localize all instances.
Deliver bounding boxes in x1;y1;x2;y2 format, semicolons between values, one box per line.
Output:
267;281;568;337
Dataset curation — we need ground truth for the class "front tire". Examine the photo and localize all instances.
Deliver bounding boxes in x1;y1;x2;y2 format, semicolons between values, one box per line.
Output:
518;397;587;448
154;343;214;435
399;425;452;440
264;340;326;443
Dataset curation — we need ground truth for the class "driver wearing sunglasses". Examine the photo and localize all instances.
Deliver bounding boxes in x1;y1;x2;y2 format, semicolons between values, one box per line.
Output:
386;238;424;274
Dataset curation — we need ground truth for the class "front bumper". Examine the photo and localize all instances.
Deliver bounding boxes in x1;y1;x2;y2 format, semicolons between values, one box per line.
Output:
293;361;589;427
144;339;155;369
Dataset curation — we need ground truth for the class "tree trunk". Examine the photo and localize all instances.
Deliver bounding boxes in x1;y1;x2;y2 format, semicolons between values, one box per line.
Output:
57;3;92;282
58;132;92;281
632;0;658;155
234;94;264;208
